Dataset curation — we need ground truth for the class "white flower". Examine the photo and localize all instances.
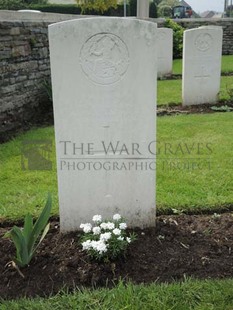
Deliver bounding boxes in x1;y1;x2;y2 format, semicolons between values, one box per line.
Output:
82;240;92;250
92;226;101;235
92;215;102;223
126;237;131;243
106;222;115;230
113;228;121;236
117;236;124;241
91;240;108;254
100;222;108;230
80;223;92;233
113;214;121;221
100;232;112;241
119;223;127;230
100;222;115;230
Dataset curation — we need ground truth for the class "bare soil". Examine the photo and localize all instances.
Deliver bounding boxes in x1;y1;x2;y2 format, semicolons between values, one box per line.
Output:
1;213;233;300
157;102;233;116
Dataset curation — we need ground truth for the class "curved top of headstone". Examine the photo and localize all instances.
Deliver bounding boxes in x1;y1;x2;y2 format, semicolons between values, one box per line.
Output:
49;16;157;32
185;25;223;33
49;17;157;86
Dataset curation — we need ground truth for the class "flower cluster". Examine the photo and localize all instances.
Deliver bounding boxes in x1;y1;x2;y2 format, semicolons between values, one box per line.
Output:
80;214;136;261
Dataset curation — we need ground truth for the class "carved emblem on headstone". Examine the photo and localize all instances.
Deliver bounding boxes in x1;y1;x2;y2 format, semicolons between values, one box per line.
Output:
195;33;213;52
80;33;129;85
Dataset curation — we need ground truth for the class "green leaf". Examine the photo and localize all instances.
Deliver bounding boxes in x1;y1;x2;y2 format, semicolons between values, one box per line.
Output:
33;223;50;255
22;213;33;246
10;226;29;267
28;193;52;253
39;223;50;245
7;194;52;268
3;231;11;238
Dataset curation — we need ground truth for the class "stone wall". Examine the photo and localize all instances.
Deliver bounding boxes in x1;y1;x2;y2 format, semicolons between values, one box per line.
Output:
0;12;88;142
0;11;233;141
0;20;51;141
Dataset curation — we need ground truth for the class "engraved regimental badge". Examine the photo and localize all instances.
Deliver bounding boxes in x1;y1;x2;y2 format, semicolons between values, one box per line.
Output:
80;33;129;85
195;33;213;52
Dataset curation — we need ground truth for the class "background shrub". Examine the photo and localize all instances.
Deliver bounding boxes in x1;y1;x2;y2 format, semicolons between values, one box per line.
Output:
30;4;81;14
164;18;184;59
0;0;26;10
0;0;47;10
129;0;157;17
32;3;130;15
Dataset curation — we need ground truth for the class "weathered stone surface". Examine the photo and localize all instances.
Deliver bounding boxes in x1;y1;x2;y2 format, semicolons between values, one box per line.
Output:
49;17;157;232
11;44;31;57
10;27;20;35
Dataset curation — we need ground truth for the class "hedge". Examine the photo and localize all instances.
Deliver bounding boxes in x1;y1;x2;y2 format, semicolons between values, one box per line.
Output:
30;2;157;17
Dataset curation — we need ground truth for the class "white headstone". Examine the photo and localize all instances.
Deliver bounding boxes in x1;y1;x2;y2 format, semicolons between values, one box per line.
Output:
182;26;223;106
157;28;173;78
137;0;150;18
49;18;157;232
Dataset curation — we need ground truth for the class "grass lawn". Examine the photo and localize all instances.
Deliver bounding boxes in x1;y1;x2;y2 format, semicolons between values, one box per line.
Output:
1;57;233;307
1;113;233;219
1;279;233;309
158;75;233;106
157;113;233;212
173;55;233;75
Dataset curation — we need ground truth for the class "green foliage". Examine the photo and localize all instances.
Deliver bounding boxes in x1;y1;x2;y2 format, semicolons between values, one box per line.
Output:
128;0;136;15
0;0;25;10
25;0;47;3
218;80;233;103
76;0;117;13
2;278;233;309
158;0;179;16
226;5;233;17
158;0;179;8
158;4;172;17
164;18;184;59
31;3;128;16
128;0;157;17
0;0;47;9
149;1;158;18
31;3;81;14
5;194;52;267
43;79;53;103
211;105;233;112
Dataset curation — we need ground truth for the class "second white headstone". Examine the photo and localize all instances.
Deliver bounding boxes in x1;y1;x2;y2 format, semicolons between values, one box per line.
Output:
157;28;173;78
182;26;223;106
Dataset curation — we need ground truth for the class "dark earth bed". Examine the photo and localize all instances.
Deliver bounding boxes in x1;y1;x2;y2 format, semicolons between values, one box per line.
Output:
1;212;233;300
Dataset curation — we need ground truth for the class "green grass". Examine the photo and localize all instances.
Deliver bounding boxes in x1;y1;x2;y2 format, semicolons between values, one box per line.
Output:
0;127;58;220
158;79;182;106
1;279;233;309
1;60;233;308
158;76;233;106
172;55;233;75
157;113;233;212
1;113;233;219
